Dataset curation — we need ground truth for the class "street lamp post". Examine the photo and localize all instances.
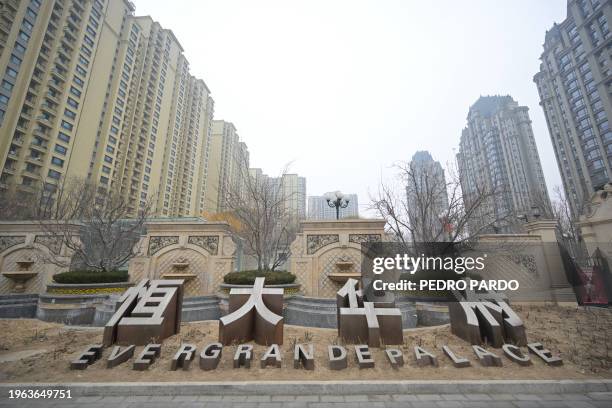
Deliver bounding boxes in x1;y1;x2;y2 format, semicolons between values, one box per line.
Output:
325;191;350;220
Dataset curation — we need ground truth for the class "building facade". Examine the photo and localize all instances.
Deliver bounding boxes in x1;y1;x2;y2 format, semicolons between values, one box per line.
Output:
534;0;611;218
0;0;215;218
204;120;249;213
458;95;552;234
405;151;449;241
307;193;359;220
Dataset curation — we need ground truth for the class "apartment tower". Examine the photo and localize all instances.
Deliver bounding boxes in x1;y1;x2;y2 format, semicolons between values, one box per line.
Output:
307;193;358;220
458;96;552;234
0;0;215;217
534;0;611;218
406;151;449;241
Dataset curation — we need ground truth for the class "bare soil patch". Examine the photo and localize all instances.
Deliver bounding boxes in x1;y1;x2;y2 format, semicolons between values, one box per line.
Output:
0;304;610;382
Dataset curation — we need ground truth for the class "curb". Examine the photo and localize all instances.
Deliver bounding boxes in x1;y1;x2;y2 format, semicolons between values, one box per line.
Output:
1;380;611;396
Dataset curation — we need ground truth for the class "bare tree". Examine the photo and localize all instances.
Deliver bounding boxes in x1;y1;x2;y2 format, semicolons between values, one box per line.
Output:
370;158;515;247
552;185;578;240
220;162;298;271
34;177;153;273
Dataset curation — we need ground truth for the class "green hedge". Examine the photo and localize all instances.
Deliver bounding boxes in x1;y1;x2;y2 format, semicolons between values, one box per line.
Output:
53;270;129;284
223;270;296;285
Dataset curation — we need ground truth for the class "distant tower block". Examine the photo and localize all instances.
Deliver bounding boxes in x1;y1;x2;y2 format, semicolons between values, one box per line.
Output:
219;277;284;345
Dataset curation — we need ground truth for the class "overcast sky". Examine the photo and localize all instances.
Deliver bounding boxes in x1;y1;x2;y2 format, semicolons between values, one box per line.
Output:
135;0;568;214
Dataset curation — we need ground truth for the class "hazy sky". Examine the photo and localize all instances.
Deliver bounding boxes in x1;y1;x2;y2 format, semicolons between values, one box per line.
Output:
135;0;568;214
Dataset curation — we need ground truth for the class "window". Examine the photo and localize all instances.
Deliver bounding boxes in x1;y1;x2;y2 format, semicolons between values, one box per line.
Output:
0;95;8;104
26;7;37;19
104;155;113;163
22;20;33;31
102;165;111;174
18;30;30;42
51;157;64;167
108;135;117;144
70;86;81;97
14;42;26;54
73;76;84;87
79;55;89;66
54;144;67;155
100;176;108;184
64;109;76;119
106;146;114;153
48;169;61;179
58;132;70;143
2;80;13;91
10;54;22;66
67;97;78;109
60;120;73;130
75;65;86;76
6;68;18;78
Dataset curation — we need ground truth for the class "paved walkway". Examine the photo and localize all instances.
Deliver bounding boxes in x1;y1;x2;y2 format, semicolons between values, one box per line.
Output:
1;392;612;408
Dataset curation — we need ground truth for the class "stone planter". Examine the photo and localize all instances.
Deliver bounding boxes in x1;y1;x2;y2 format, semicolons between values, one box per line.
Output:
38;282;134;325
46;281;133;295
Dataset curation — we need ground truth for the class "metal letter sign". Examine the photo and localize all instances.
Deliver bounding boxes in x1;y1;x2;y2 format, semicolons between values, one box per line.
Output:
449;287;526;348
336;278;402;347
103;279;184;346
219;277;284;345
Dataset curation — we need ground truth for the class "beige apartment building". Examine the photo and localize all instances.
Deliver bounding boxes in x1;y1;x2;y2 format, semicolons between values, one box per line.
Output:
458;95;552;234
534;0;611;218
204;120;249;213
248;168;306;220
0;0;215;217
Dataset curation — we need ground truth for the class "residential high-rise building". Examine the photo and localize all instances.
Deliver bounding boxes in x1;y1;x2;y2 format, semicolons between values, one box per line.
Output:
534;0;611;218
205;120;249;213
458;96;552;233
307;193;358;220
276;173;306;220
0;0;215;217
248;168;306;220
405;151;449;241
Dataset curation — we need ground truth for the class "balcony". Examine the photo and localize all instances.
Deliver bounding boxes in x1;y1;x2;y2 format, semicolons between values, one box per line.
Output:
46;92;60;103
33;128;50;140
40;102;57;114
48;79;63;92
7;147;19;158
36;115;53;127
30;142;48;153
51;68;66;82
2;165;16;174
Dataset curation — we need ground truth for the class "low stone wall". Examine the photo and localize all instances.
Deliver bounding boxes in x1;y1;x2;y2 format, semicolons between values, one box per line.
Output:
416;301;450;326
91;294;223;326
0;293;38;318
37;292;110;325
284;296;419;329
284;296;337;328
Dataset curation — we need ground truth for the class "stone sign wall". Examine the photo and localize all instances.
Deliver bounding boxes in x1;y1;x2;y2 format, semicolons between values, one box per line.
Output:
289;219;386;297
127;219;236;297
0;221;75;295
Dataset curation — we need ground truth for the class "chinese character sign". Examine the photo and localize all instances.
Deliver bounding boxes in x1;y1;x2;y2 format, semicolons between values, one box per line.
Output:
219;277;284;346
336;278;403;347
103;279;184;346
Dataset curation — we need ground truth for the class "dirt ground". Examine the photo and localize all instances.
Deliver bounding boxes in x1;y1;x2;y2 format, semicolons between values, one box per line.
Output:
0;304;610;383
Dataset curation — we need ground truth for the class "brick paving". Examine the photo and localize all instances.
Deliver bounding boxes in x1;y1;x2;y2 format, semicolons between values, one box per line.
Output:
1;392;611;408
